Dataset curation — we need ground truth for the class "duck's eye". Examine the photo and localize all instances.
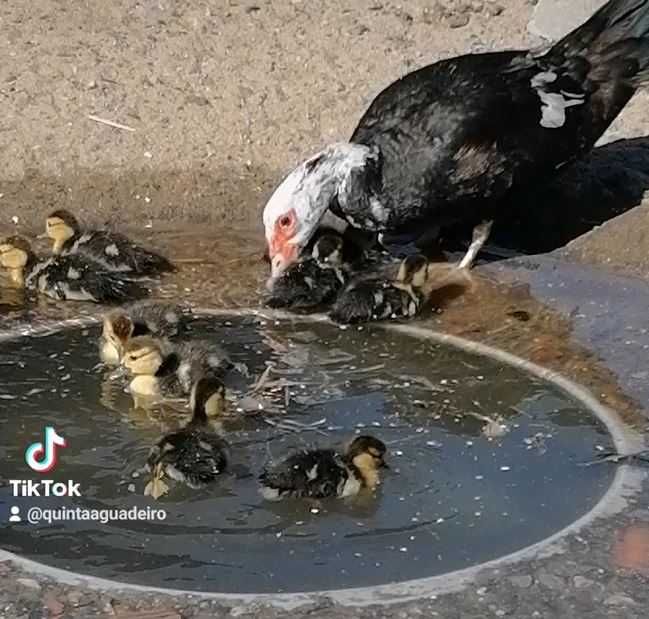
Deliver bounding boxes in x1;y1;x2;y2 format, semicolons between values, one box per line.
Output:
279;215;292;229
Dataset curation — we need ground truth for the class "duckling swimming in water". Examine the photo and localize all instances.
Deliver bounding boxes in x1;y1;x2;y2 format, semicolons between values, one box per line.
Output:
265;233;349;310
45;209;175;276
0;236;146;304
259;435;387;500
145;376;229;498
122;335;232;401
330;254;468;324
99;301;190;365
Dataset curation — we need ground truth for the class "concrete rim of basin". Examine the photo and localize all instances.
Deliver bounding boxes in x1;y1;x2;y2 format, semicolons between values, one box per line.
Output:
0;307;645;610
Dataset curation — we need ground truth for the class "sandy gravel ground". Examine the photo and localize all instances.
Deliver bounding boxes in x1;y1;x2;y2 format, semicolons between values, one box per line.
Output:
1;0;647;235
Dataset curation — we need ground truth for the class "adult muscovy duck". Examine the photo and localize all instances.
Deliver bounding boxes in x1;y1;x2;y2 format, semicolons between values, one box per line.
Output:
263;0;649;278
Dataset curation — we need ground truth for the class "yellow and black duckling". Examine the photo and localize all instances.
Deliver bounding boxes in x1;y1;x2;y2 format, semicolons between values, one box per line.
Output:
145;376;229;498
330;254;468;324
0;236;146;304
259;435;388;500
265;233;350;310
99;301;190;366
45;209;175;276
122;335;232;401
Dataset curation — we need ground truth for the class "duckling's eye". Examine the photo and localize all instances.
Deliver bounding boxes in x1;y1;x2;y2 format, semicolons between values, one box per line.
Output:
128;354;137;362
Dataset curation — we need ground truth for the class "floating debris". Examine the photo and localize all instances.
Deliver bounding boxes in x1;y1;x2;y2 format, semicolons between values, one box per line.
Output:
466;411;510;439
144;463;169;500
579;449;649;467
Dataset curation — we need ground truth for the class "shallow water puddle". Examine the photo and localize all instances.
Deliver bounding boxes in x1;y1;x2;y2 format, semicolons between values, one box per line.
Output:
0;314;614;593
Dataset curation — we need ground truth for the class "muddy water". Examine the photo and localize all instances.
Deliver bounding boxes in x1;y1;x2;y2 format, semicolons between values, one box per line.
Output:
0;313;615;593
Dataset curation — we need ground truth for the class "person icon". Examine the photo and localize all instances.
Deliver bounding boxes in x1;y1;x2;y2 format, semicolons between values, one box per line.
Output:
9;506;21;523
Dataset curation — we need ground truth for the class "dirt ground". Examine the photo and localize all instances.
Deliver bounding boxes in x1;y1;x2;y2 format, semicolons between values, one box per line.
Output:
1;0;647;243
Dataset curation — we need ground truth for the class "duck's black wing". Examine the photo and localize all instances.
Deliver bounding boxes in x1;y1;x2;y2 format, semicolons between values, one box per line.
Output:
349;0;649;239
68;230;175;276
265;258;344;310
149;430;228;488
330;279;412;324
175;340;233;385
27;254;146;304
259;449;348;499
127;301;190;338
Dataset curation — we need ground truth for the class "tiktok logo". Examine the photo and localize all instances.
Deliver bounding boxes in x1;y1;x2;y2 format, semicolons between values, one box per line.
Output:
25;427;67;473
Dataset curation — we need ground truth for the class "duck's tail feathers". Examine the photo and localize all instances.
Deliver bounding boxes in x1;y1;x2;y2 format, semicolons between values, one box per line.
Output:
552;0;649;86
131;247;177;276
101;275;148;304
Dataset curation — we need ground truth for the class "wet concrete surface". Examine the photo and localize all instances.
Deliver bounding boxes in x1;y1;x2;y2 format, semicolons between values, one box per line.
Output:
1;223;649;618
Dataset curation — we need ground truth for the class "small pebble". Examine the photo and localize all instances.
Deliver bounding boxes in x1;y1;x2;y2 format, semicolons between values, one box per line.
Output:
446;12;470;28
16;578;41;590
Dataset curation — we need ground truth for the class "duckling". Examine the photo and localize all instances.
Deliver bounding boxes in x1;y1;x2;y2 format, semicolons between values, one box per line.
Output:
145;376;229;498
265;233;349;310
45;209;175;276
0;236;146;304
122;335;232;401
99;301;190;365
259;435;388;500
330;254;468;324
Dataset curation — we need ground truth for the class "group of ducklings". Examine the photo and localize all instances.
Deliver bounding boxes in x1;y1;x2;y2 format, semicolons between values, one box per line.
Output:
101;301;388;502
1;210;463;328
0;210;174;303
265;230;470;324
0;213;392;504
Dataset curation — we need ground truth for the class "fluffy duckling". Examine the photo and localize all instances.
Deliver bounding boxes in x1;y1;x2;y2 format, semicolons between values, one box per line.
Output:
0;236;146;304
122;336;232;400
265;233;349;310
45;209;175;276
99;301;190;365
330;255;468;324
259;435;388;500
145;376;229;498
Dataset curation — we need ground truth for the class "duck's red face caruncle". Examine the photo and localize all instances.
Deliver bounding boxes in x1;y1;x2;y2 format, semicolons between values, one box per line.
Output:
262;155;331;279
267;208;300;278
